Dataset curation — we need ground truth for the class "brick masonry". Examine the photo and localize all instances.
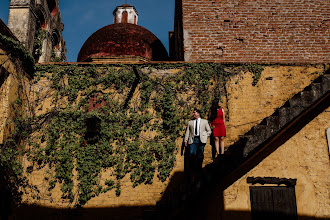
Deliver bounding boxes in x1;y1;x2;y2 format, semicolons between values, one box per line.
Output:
180;0;330;63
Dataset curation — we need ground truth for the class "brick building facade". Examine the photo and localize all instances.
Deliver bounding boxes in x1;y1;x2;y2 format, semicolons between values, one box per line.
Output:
173;0;330;63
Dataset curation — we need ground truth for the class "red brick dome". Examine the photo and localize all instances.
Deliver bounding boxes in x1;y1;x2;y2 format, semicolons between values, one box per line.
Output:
77;23;169;62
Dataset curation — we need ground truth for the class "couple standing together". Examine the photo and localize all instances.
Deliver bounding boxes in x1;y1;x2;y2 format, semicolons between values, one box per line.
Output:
184;99;226;163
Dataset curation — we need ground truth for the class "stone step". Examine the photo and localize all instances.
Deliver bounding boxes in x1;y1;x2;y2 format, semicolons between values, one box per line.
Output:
310;82;322;99
251;124;267;137
289;106;305;119
277;105;302;124
320;74;330;93
300;90;316;107
264;116;281;139
277;107;290;127
244;125;267;156
288;93;302;107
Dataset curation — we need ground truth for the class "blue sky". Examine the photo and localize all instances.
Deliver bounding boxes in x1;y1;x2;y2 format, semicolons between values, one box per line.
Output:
0;0;175;62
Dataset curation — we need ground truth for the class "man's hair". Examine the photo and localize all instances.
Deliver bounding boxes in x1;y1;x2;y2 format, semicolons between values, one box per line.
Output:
194;108;202;117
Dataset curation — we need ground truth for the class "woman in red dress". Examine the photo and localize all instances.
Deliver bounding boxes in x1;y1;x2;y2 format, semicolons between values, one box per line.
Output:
210;99;226;156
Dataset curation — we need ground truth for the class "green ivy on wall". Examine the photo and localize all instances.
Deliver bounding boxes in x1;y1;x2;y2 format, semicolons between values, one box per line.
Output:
50;48;63;62
244;64;264;86
0;33;35;75
33;29;47;61
8;63;244;207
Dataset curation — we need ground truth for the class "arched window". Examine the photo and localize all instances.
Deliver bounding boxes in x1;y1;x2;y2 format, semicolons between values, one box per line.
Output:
51;31;61;61
122;11;128;23
35;9;46;30
52;32;59;49
134;15;137;25
33;9;47;62
47;0;57;16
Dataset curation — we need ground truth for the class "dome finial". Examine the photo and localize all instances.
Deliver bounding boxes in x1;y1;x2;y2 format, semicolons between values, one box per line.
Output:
113;4;138;25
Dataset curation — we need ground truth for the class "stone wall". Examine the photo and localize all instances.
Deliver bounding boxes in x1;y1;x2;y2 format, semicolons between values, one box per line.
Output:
8;0;66;62
204;64;327;164
218;106;330;219
179;0;330;63
8;6;34;52
0;48;12;144
0;47;31;144
16;64;328;217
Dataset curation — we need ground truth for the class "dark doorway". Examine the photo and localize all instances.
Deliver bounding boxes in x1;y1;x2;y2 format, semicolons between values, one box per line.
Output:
250;186;298;220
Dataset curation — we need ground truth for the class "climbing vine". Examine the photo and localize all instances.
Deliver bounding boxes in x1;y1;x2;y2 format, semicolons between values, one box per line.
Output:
0;33;35;75
9;63;239;207
244;64;264;86
50;48;63;62
33;29;47;61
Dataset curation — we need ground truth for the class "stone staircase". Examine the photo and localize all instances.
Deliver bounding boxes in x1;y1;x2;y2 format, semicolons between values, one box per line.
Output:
146;72;330;220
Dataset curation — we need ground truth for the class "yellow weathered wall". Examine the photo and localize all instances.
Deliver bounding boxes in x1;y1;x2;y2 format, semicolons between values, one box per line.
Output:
19;64;328;214
225;65;325;144
221;107;330;219
0;48;11;144
0;48;31;144
204;65;326;164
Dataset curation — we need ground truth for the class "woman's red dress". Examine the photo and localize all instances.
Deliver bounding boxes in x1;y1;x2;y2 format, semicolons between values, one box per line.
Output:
212;108;226;137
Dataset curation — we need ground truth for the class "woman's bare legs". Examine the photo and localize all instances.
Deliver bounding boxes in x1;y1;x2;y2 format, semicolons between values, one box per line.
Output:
220;136;225;154
214;136;220;155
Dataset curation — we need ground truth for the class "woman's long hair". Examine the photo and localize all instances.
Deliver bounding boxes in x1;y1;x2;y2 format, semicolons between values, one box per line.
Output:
209;99;220;122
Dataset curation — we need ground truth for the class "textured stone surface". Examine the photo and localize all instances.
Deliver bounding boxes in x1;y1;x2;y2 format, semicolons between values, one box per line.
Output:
0;49;12;144
203;65;326;165
221;107;330;219
2;63;328;219
16;64;327;210
0;48;31;144
7;0;66;62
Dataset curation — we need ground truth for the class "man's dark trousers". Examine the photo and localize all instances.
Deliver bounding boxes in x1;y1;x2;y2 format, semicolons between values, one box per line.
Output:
189;136;205;182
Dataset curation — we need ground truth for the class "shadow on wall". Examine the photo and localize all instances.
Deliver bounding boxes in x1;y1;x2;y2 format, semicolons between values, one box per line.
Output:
0;66;10;88
7;184;330;220
6;142;330;220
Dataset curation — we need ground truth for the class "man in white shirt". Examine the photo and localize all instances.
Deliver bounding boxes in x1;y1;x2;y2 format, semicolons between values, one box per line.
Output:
184;109;212;174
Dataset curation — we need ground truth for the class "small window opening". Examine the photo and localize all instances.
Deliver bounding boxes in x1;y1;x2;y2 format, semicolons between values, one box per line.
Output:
51;32;61;61
84;94;107;144
47;0;57;16
35;10;46;30
122;11;128;23
85;117;101;144
33;13;47;62
52;33;59;49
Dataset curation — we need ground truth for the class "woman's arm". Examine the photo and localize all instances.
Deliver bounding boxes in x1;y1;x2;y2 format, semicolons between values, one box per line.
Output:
222;108;226;126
